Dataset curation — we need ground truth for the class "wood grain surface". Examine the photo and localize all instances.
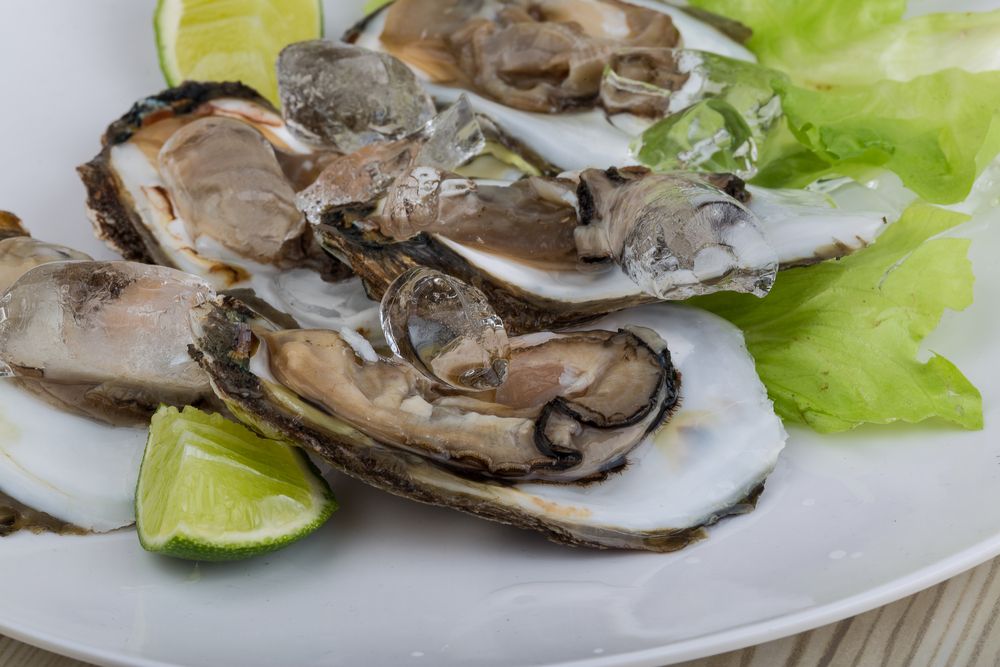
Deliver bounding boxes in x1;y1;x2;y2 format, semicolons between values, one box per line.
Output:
4;557;1000;667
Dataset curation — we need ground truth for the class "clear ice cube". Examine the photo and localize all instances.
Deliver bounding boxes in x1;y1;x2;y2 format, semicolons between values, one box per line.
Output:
380;267;509;391
575;170;778;299
618;179;777;298
0;261;212;396
278;40;436;153
295;97;485;224
414;95;486;169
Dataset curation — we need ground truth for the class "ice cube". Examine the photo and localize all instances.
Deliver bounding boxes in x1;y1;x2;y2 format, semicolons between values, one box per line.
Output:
296;97;485;224
413;95;486;170
380;267;509;391
278;41;436;152
607;49;784;177
0;261;213;398
575;169;778;299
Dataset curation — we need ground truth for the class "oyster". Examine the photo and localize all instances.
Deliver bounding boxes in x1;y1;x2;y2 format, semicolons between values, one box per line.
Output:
191;287;785;550
376;0;681;113
313;165;888;332
76;81;376;332
157;116;307;265
376;165;778;299
0;216;218;425
0;220;214;533
0;211;91;291
349;0;757;170
268;37;888;328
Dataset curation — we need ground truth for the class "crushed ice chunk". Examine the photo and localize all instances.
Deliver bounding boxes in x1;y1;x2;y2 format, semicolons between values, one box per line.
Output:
380;267;509;391
278;40;436;152
0;261;212;397
295;97;485;224
413;95;486;170
575;169;778;299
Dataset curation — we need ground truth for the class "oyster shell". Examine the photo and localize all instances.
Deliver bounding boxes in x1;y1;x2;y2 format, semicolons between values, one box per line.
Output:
0;377;146;533
76;81;377;332
190;292;785;551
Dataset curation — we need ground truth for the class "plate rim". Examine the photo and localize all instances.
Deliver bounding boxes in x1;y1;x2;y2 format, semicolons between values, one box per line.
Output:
3;529;1000;667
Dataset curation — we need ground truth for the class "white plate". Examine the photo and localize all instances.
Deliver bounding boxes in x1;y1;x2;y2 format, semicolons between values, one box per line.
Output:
1;1;999;665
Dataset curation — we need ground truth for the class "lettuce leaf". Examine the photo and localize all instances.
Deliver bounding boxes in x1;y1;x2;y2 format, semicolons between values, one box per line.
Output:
633;64;1000;204
784;11;1000;88
689;0;1000;87
768;69;1000;204
671;2;1000;202
689;203;982;433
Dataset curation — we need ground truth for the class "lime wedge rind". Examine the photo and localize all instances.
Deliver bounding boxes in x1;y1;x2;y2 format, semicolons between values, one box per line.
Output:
136;406;336;562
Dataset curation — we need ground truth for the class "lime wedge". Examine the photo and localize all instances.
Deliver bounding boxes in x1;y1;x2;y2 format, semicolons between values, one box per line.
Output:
136;406;336;561
154;0;323;107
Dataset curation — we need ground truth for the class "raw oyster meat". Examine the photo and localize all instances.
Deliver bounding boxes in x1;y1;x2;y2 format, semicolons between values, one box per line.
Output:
0;211;91;291
157;116;307;265
375;165;777;298
0;260;214;425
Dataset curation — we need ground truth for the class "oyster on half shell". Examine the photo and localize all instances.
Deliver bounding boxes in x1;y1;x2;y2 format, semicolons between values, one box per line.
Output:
312;165;887;333
349;0;756;170
276;38;888;332
190;282;786;550
76;81;381;332
0;216;217;533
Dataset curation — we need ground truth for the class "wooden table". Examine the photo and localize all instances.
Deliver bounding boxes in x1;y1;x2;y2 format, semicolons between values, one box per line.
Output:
4;557;1000;667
